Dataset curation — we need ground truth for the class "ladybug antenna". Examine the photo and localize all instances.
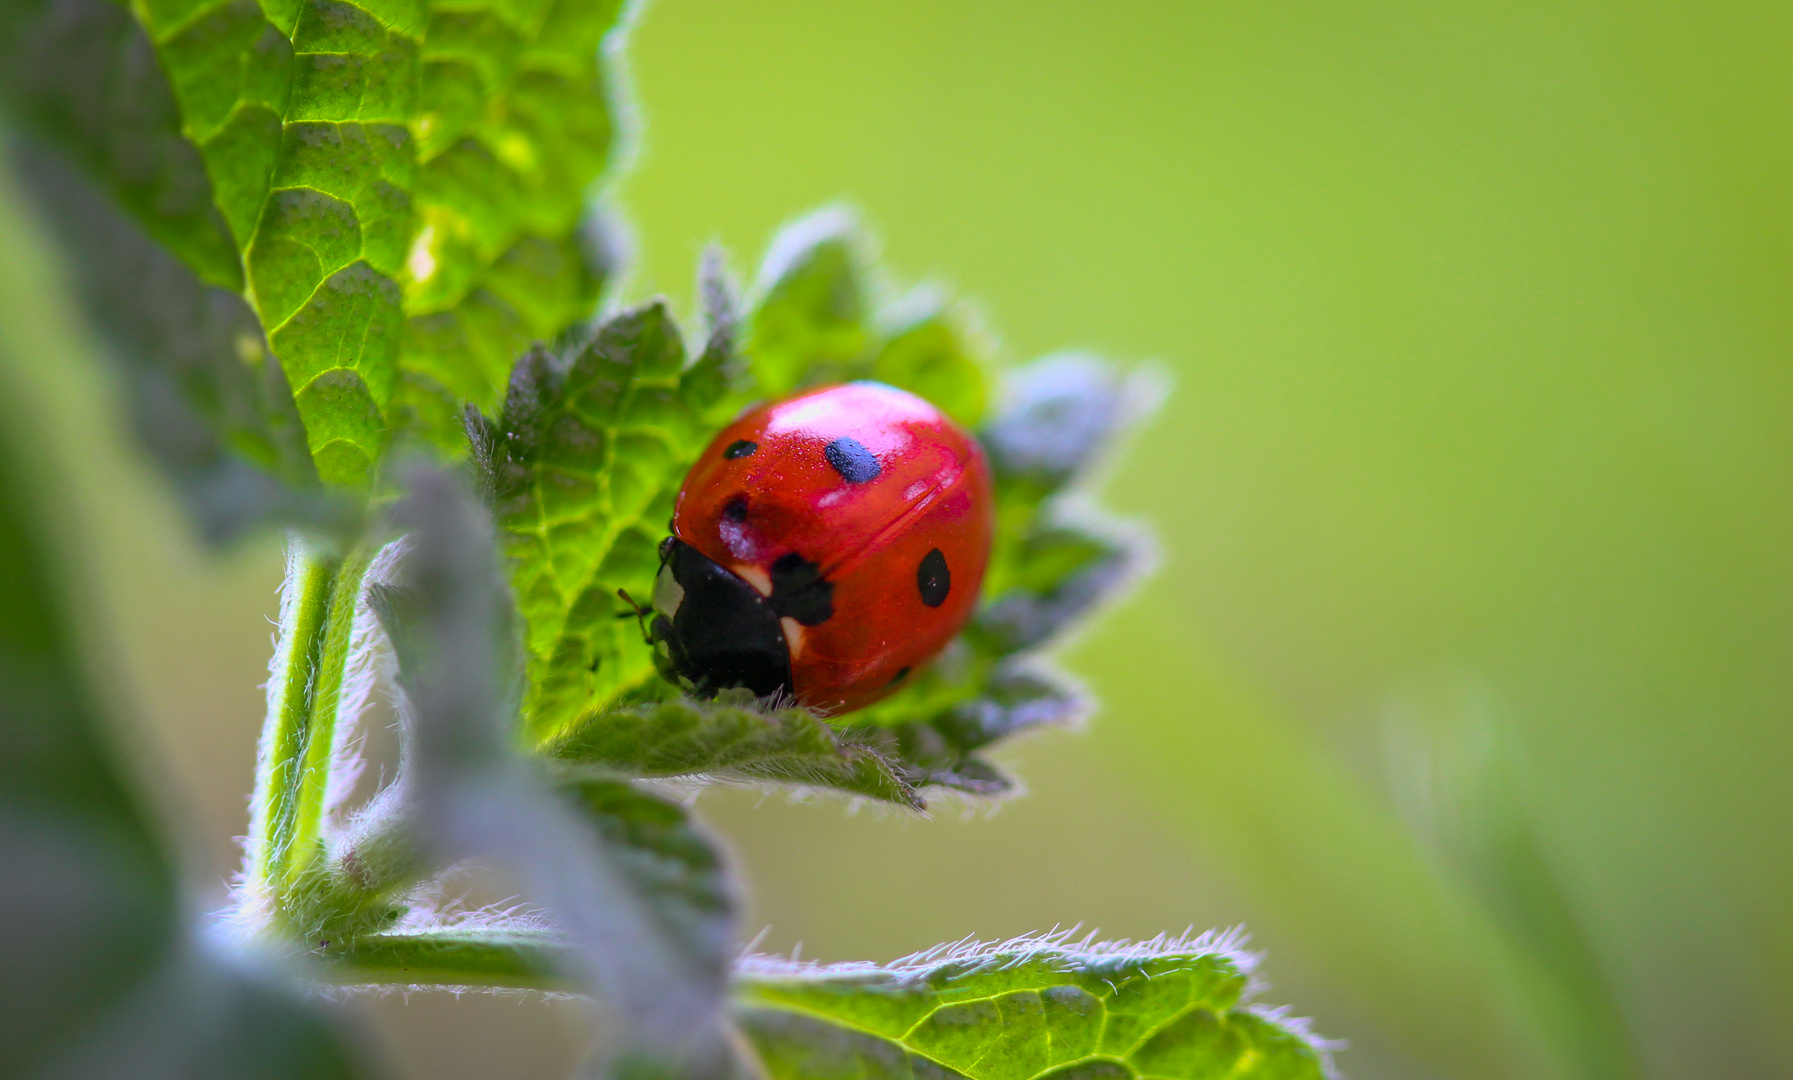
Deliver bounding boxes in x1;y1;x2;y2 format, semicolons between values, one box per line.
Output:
615;588;651;638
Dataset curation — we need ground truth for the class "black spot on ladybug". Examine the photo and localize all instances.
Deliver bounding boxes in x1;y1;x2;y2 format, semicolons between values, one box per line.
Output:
769;551;835;626
824;436;881;483
917;548;951;607
724;439;758;459
722;495;748;523
889;666;911;686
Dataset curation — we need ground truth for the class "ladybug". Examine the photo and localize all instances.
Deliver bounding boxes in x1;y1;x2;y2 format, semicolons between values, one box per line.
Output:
645;381;994;715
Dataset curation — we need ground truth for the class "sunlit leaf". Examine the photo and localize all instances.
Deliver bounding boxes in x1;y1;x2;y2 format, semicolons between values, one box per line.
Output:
396;0;628;451
735;933;1332;1080
1;0;629;498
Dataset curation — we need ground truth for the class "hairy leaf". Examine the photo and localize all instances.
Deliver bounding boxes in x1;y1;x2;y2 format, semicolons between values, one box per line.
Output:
469;298;739;742
324;777;734;992
368;464;737;1076
547;690;921;809
734;934;1331;1080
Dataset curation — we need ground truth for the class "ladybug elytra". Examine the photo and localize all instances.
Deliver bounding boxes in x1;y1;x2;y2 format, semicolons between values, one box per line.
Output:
646;381;994;715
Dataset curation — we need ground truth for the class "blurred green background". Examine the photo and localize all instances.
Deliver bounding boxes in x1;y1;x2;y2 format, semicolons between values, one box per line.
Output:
22;0;1791;1078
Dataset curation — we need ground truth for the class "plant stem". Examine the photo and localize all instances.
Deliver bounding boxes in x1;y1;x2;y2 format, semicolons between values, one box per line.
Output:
247;536;374;913
316;930;574;990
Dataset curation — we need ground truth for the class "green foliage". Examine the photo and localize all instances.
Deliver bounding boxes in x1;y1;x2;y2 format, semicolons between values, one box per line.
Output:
0;4;1333;1077
0;0;627;496
735;934;1331;1080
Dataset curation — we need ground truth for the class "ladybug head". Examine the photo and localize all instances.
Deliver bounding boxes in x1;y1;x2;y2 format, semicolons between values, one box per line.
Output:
646;537;793;699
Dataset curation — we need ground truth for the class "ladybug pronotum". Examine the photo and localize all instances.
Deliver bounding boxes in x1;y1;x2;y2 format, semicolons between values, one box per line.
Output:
647;381;994;715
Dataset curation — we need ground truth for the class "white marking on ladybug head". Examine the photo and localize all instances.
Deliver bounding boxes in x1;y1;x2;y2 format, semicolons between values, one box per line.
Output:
651;561;685;618
780;616;806;659
733;563;772;597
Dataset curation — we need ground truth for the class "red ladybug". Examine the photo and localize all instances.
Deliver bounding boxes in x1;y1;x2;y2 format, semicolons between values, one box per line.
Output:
647;381;994;715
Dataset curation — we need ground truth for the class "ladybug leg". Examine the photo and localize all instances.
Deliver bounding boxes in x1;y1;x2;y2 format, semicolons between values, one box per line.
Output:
614;587;652;640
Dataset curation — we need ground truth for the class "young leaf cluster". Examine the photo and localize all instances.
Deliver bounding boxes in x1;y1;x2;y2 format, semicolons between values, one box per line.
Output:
484;212;1158;808
0;1;1332;1078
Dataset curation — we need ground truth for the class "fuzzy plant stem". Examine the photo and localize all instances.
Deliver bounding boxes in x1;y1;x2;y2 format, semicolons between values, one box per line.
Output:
246;535;375;920
316;930;574;990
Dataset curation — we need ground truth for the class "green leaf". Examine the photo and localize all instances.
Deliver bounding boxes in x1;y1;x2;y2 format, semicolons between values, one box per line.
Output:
747;210;990;425
2;0;629;497
396;0;628;450
734;933;1332;1080
470;299;739;742
546;690;922;809
97;0;429;488
871;292;990;429
748;207;874;397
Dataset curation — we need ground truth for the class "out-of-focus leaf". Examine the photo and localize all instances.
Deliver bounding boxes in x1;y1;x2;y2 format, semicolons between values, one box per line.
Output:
561;776;737;971
747;207;873;397
547;691;922;809
367;464;738;1077
734;933;1332;1080
870;290;989;428
468;299;739;742
323;778;736;993
0;0;242;288
0;2;343;541
0;250;372;1076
